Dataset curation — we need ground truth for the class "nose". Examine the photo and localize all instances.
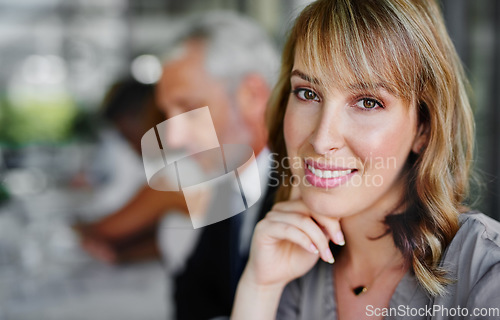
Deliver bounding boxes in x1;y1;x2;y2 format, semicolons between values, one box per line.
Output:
308;101;345;155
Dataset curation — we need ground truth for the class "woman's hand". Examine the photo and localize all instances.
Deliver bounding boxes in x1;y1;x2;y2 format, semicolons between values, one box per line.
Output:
231;186;344;319
245;185;345;287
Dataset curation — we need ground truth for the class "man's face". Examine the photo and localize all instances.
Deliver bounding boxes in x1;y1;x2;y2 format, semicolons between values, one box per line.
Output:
155;42;246;171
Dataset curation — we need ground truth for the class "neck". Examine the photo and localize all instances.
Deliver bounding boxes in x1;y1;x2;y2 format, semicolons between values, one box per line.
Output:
340;218;404;275
337;187;407;277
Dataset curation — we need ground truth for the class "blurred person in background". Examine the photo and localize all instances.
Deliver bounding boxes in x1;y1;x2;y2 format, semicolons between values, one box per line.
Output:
74;78;188;264
77;10;279;319
154;11;279;320
101;79;161;155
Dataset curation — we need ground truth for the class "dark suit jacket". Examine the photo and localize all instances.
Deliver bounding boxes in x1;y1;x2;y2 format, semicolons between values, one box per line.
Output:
174;179;278;320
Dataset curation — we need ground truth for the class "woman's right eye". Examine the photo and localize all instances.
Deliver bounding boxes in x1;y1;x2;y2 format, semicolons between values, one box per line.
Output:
292;88;320;102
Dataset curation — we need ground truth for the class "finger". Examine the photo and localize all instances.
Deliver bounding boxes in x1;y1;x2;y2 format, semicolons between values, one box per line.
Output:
266;211;334;263
261;220;332;262
312;214;345;246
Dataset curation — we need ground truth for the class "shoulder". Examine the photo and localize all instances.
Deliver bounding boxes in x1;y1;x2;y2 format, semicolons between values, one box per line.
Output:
438;212;500;308
443;212;500;271
459;211;500;239
454;212;500;257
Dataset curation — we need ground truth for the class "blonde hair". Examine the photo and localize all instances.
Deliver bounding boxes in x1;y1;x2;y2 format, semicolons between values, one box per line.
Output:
267;0;475;296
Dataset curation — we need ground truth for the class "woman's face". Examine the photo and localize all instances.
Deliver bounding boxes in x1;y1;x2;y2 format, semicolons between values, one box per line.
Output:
284;54;425;218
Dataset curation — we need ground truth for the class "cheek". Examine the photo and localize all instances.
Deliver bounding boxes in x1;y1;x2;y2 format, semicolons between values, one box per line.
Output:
284;106;308;174
283;105;317;153
351;115;416;175
283;106;300;155
209;97;233;132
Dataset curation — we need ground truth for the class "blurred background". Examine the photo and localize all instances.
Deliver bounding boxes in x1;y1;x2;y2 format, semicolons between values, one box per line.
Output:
0;0;498;319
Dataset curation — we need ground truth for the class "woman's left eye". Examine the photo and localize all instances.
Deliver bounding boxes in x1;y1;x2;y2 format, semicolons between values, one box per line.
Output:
354;98;383;110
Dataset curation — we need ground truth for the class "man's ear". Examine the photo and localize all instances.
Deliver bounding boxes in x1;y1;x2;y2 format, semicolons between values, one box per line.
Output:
411;123;429;154
236;73;270;122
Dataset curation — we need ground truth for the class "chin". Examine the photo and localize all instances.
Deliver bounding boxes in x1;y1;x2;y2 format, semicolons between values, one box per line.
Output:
301;191;352;218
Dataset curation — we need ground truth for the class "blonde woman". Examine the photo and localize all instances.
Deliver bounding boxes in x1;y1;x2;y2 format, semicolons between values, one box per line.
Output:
232;0;500;319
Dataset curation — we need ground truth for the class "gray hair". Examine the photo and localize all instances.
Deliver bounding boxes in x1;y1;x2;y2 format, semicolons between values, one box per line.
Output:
162;11;279;90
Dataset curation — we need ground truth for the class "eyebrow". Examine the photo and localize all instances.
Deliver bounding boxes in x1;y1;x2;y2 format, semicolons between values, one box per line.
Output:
290;69;319;84
347;82;398;96
291;69;399;97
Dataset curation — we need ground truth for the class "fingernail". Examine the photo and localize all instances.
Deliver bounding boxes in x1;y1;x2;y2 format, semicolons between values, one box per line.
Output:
334;231;345;246
309;244;319;254
323;249;335;264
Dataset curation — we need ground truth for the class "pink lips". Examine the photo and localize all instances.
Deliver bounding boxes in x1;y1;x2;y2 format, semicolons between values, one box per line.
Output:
304;160;357;189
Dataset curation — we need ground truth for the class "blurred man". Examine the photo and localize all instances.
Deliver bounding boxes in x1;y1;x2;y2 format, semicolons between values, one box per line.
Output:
155;12;278;320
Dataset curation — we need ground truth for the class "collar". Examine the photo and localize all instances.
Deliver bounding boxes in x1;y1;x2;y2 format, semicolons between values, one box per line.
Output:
233;147;270;206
